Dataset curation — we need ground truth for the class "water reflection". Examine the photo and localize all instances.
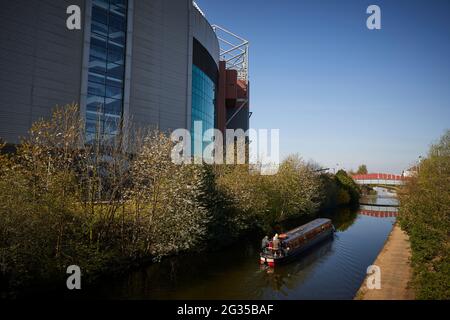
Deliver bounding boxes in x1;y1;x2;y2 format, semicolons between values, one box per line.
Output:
82;205;395;300
327;207;358;231
359;194;399;218
258;238;333;296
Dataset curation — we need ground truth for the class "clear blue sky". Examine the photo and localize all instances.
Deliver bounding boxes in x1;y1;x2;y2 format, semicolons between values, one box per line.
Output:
196;0;450;173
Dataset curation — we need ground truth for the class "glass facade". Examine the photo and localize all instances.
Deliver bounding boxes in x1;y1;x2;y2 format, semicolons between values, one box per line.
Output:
191;65;216;157
86;0;128;143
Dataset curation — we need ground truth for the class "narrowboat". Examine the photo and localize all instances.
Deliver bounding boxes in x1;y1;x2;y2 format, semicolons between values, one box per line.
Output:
260;218;334;267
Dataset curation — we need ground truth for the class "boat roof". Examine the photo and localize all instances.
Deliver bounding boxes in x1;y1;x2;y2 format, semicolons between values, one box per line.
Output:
282;218;332;240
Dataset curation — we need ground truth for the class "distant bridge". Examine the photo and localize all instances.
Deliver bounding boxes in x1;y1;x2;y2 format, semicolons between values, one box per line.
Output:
352;173;406;186
359;204;398;218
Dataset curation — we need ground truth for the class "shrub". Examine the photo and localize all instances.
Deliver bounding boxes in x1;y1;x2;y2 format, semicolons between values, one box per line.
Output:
214;155;322;231
0;103;363;296
318;172;359;209
0;105;212;295
126;131;210;259
398;130;450;299
335;169;360;204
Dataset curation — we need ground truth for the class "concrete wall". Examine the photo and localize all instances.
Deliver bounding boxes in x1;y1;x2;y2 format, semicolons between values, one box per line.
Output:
191;7;219;68
0;0;220;142
129;0;219;133
0;0;85;144
129;0;190;132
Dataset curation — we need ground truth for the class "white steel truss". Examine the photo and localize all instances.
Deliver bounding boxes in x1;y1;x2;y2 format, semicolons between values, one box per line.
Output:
192;1;205;17
212;24;249;83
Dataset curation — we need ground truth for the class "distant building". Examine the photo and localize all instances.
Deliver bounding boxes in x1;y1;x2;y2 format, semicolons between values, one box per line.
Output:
402;166;418;178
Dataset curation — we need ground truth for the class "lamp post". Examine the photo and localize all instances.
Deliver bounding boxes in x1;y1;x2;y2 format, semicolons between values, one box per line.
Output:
418;156;422;174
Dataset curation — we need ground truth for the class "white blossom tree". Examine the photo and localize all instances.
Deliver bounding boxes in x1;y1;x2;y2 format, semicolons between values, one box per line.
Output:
127;131;210;259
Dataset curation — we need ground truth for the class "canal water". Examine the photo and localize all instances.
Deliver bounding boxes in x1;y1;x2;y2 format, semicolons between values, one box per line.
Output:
83;195;398;300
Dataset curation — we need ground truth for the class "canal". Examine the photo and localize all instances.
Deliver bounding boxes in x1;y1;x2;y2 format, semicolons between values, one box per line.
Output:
81;193;398;300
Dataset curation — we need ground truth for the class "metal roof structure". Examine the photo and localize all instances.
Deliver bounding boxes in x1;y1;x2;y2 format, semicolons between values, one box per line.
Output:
212;24;249;83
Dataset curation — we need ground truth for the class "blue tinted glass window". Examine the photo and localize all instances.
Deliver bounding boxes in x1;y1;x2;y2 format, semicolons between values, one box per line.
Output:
110;0;127;16
105;85;122;99
107;42;125;64
89;58;106;75
109;13;126;31
104;115;120;135
92;6;108;24
86;0;128;144
106;75;123;88
86;95;105;113
191;65;216;159
105;98;122;115
90;34;107;48
106;62;124;78
89;47;107;62
93;0;109;10
88;81;106;96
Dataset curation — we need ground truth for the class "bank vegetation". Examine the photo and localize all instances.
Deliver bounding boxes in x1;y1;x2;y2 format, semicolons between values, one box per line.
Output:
0;104;359;296
398;130;450;299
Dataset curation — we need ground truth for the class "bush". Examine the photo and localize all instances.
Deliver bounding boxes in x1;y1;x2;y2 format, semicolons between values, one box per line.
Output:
214;163;269;235
317;172;360;209
0;104;362;296
126;131;210;259
336;189;351;206
214;155;322;232
398;130;450;299
335;169;360;204
0;105;212;295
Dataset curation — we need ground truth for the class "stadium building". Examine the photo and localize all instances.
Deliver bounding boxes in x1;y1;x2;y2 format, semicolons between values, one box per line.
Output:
0;0;250;150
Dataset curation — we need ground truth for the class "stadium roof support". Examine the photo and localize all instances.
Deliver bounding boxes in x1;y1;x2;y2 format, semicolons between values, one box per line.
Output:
212;25;249;83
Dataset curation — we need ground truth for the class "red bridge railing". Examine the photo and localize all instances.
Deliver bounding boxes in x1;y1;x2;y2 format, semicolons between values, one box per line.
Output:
352;173;405;181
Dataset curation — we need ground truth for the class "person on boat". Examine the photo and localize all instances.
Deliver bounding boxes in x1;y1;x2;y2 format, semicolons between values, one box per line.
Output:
261;236;270;252
281;240;289;256
272;234;281;257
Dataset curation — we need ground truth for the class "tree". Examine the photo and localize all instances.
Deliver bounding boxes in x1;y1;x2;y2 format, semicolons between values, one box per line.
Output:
214;154;322;230
127;130;210;259
335;169;361;204
214;163;268;233
0;104;101;293
356;164;368;175
267;155;321;222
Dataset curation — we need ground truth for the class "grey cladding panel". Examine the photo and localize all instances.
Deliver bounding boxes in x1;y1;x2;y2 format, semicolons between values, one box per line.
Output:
129;0;190;131
0;0;84;144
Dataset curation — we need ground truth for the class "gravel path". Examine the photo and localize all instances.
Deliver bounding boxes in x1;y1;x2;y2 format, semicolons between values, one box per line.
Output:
355;223;415;300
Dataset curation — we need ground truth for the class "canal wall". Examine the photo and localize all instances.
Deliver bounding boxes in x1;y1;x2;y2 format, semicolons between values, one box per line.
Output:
354;223;415;300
